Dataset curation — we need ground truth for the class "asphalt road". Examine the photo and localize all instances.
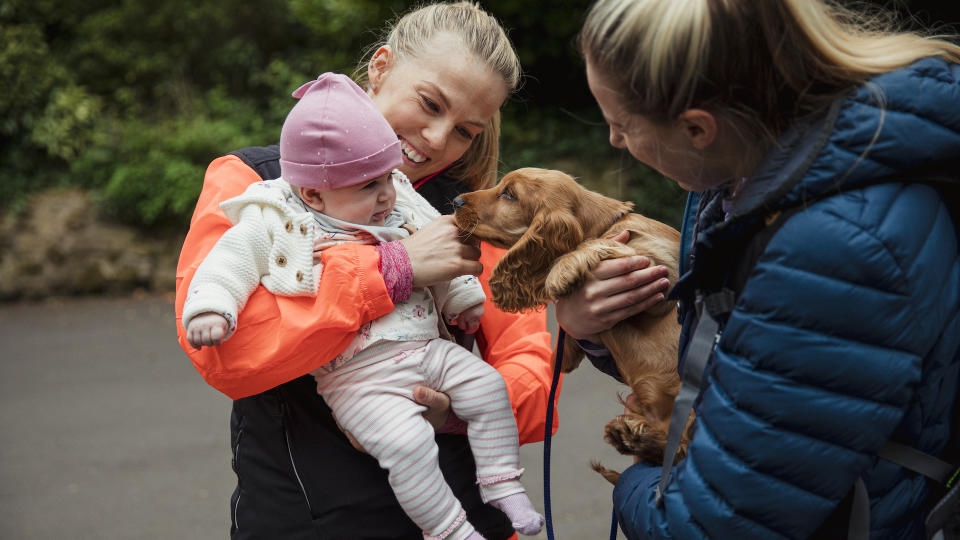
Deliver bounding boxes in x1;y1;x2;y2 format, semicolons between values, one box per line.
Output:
0;294;631;539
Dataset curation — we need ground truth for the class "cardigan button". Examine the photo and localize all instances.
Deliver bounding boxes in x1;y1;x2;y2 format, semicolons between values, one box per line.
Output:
276;255;287;267
300;223;308;235
285;221;293;232
296;270;303;282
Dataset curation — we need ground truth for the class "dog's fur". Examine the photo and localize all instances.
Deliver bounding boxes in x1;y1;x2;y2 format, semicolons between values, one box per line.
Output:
453;167;693;484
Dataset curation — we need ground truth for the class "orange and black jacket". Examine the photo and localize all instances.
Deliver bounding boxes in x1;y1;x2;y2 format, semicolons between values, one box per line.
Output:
174;146;560;538
174;149;560;444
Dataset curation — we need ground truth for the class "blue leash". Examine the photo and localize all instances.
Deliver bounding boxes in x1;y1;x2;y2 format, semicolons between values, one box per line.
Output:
543;329;564;540
609;507;619;540
542;328;620;540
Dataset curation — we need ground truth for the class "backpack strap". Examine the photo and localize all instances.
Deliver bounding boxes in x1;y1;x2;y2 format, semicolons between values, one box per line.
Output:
230;144;281;181
655;289;736;505
848;443;960;540
926;482;960;540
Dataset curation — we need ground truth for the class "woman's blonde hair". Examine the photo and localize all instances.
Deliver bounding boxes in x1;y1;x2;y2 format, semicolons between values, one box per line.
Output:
356;2;522;190
580;0;960;152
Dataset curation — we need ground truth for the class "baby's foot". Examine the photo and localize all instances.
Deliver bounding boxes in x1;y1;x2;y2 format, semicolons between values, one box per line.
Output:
489;492;544;535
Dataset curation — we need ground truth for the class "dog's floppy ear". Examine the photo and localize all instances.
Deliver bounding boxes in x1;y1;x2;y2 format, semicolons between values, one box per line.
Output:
490;209;583;312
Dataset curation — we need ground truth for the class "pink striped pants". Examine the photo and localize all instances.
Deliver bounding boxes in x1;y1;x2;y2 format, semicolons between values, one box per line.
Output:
314;339;526;540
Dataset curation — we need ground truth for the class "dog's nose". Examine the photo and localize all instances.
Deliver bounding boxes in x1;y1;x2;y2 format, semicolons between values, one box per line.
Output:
452;196;465;209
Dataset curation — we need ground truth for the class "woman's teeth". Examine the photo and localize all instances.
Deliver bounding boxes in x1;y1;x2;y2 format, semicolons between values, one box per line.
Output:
401;141;427;164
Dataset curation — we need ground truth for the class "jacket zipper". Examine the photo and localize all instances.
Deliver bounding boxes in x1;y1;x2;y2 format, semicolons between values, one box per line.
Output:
232;426;243;531
281;400;313;514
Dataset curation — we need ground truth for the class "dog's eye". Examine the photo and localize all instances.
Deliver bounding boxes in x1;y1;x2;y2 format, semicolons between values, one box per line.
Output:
498;189;516;201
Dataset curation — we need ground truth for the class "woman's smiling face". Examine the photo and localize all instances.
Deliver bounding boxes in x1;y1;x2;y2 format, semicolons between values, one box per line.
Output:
367;33;507;182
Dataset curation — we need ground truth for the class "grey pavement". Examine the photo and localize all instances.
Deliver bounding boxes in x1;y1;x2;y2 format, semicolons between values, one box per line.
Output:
0;295;630;539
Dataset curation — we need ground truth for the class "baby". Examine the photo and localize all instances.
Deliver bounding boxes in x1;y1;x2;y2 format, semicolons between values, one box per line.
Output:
182;73;542;540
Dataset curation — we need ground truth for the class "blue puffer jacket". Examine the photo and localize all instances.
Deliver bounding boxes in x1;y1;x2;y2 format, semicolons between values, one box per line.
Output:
613;57;960;538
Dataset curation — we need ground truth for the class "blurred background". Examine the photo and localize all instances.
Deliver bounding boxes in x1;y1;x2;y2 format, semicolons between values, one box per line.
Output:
0;0;957;538
1;0;958;299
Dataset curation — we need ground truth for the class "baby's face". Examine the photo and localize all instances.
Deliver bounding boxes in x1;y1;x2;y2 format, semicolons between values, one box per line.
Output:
305;172;397;226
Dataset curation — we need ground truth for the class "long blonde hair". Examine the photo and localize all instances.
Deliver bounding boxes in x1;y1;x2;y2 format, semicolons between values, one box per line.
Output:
356;2;522;190
580;0;960;155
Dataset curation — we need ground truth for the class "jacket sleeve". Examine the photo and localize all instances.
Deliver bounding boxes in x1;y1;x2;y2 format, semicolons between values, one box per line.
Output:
435;275;485;324
475;243;561;445
175;155;395;399
181;204;273;334
614;184;957;538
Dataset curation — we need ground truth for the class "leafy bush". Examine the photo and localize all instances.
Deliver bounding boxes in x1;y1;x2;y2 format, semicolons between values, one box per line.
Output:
0;0;949;232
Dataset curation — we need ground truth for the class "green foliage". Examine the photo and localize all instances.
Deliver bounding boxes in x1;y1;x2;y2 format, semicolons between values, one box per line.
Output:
73;89;285;226
30;84;103;161
0;0;952;231
0;0;324;224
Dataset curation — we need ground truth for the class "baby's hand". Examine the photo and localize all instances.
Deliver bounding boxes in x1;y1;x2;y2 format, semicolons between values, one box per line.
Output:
186;312;230;349
455;304;484;334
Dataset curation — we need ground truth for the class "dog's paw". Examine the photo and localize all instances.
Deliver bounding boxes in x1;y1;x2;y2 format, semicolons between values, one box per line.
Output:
544;253;590;299
603;414;669;464
545;240;635;299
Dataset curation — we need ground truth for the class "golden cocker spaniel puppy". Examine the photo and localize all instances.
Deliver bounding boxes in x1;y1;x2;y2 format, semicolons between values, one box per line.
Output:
452;167;693;483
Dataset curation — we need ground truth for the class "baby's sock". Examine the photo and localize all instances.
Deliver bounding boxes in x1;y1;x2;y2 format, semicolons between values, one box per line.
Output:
489;492;544;535
464;532;485;540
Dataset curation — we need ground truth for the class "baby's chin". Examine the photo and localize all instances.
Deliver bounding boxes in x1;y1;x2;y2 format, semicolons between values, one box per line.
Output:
368;209;392;225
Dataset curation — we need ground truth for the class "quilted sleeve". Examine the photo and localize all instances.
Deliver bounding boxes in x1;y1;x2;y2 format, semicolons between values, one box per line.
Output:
615;183;960;538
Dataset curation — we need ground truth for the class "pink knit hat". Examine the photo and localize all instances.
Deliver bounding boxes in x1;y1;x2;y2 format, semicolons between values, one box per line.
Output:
279;72;401;189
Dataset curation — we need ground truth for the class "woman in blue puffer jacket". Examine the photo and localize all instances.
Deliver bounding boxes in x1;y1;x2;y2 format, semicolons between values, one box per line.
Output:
555;0;960;537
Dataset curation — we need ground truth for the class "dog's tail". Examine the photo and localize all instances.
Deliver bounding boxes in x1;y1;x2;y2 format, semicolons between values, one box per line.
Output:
589;459;621;485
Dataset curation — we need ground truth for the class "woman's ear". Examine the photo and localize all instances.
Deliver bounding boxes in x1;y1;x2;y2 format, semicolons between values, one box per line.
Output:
298;187;324;212
368;45;393;93
677;109;717;150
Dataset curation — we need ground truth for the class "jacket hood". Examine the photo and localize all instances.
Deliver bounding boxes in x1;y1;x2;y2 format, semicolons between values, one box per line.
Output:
728;57;960;218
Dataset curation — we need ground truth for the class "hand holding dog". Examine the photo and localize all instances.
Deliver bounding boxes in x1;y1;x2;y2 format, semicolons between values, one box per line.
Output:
555;230;671;343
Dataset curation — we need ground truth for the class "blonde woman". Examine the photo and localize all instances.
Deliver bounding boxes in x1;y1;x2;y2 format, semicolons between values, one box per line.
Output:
563;0;960;537
175;3;558;538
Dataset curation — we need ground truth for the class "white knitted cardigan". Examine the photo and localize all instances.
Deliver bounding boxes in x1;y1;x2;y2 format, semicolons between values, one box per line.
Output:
181;172;484;344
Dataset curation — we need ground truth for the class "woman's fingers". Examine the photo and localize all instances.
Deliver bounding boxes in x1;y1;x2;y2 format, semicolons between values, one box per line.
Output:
609;229;631;245
401;216;483;287
556;257;670;339
590;254;650;281
413;385;452;430
588;265;670;313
